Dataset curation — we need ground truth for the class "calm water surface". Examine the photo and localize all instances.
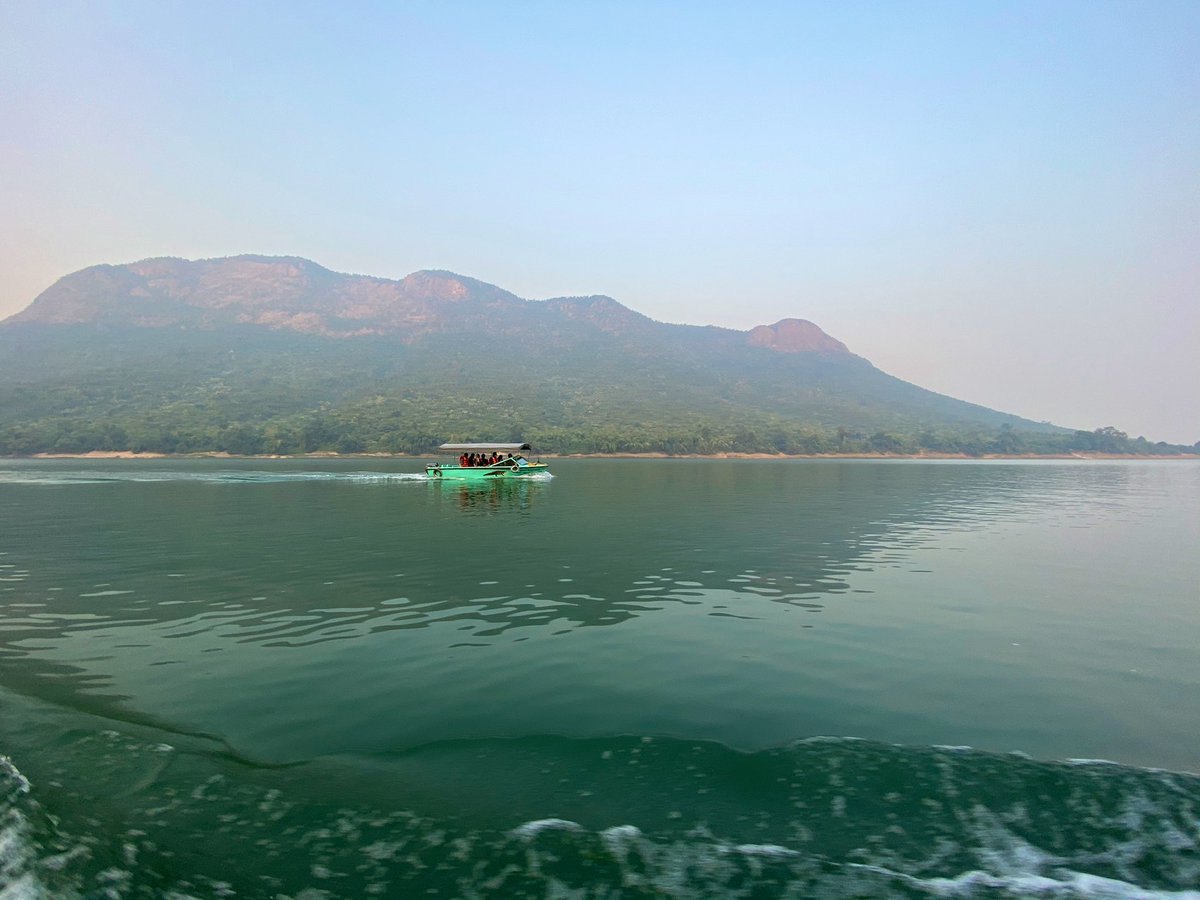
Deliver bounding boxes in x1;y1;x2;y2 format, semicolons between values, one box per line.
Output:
1;458;1197;897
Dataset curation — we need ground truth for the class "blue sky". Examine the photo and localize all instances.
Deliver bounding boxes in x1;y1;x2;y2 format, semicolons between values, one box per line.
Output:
2;1;1197;442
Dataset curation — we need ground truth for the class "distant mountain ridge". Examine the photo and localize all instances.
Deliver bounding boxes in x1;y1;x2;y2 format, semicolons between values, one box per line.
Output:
10;255;846;354
1;255;1113;457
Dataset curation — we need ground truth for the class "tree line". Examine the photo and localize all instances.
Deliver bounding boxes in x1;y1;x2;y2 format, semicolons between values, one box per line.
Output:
2;410;1194;458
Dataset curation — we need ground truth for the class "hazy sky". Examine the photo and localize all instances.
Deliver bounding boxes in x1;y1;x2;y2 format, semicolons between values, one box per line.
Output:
2;1;1197;443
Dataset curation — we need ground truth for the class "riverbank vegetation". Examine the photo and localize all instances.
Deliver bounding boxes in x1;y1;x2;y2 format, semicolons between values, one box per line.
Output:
2;409;1193;459
1;326;1194;459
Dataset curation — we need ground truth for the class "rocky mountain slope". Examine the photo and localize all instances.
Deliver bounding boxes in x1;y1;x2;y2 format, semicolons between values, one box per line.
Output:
0;255;1066;455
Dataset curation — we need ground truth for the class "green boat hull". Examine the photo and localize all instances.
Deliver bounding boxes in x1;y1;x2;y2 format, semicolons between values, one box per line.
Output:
425;462;550;480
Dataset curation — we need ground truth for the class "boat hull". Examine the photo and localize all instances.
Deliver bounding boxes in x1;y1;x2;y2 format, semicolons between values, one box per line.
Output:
426;462;549;480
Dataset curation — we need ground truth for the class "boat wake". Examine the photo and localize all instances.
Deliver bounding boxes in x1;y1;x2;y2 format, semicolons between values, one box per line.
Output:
0;755;54;900
3;727;1197;899
0;469;431;485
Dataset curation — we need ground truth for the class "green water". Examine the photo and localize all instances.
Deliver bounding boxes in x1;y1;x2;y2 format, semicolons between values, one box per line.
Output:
1;458;1198;897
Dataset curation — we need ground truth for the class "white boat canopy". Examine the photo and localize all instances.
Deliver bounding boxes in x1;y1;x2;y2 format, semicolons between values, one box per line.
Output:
437;442;531;453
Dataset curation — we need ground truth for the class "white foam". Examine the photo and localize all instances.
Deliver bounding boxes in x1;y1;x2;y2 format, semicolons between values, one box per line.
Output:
510;818;584;839
0;469;432;486
0;872;44;900
731;843;801;859
0;759;30;796
600;824;642;842
795;735;865;745
509;793;1200;898
880;864;1200;898
0;769;47;900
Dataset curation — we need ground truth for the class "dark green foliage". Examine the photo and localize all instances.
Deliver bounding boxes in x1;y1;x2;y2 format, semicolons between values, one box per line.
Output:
0;324;1193;457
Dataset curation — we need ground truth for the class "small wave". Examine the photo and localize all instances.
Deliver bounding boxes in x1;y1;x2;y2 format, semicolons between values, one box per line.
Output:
4;729;1199;898
1;757;52;900
502;815;1200;898
0;757;31;796
852;862;1200;899
0;469;430;486
510;818;584;839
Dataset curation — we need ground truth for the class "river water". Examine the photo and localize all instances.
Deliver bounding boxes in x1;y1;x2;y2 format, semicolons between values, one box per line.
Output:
0;458;1197;897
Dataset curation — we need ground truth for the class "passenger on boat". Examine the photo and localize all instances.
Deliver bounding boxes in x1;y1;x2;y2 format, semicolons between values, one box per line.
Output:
459;454;467;467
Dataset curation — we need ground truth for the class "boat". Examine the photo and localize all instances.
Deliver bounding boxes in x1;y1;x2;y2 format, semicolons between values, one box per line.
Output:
425;442;550;480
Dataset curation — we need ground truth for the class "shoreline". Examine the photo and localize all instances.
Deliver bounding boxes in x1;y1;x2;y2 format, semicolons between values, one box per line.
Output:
12;450;1199;462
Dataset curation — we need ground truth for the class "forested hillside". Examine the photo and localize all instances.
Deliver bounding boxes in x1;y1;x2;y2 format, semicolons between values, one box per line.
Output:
1;257;1192;456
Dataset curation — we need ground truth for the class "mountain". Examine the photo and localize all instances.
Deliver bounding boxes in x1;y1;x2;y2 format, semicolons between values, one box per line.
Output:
7;256;529;337
0;255;1105;457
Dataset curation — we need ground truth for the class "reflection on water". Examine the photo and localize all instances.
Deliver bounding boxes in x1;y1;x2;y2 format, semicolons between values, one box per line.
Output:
431;473;550;517
0;459;1076;654
0;459;1197;770
0;460;1181;658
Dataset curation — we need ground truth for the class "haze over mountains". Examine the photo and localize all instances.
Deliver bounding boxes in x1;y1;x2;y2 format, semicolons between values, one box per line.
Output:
0;255;1178;457
10;255;852;354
